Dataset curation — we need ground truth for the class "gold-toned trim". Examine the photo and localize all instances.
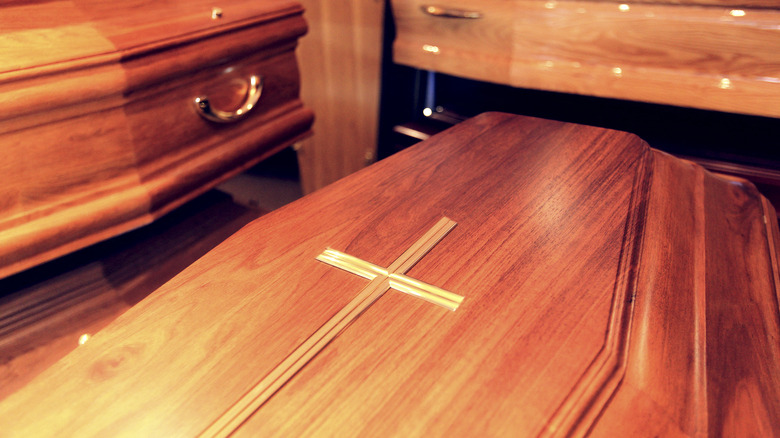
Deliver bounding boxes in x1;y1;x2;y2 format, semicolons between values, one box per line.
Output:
317;248;463;311
316;248;383;280
194;75;263;123
389;273;463;311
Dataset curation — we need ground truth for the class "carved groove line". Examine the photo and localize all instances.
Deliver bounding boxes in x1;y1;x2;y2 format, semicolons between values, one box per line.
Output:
692;166;709;434
760;196;780;316
542;150;654;437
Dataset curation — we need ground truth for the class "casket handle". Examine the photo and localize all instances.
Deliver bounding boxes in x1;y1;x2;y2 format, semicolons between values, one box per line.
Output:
420;5;482;19
193;75;263;123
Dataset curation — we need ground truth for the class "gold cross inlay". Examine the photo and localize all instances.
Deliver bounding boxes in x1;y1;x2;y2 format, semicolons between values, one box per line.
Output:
317;217;463;311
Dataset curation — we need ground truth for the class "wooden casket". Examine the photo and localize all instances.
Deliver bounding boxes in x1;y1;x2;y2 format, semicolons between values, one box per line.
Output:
1;113;778;436
0;0;314;279
391;0;780;118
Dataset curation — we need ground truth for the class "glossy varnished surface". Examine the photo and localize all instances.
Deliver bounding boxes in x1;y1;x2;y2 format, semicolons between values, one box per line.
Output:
0;113;778;436
0;190;264;401
0;0;304;74
0;0;314;278
392;0;780;118
591;153;780;436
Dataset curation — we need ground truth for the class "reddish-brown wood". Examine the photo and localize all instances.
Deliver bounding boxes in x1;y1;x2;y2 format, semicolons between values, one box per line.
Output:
0;0;314;279
0;113;777;436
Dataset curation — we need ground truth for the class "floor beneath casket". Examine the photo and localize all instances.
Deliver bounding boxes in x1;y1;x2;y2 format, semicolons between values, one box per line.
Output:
0;148;303;401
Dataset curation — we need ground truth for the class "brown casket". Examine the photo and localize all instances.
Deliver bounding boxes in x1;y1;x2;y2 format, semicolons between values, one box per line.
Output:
0;113;778;436
0;0;313;278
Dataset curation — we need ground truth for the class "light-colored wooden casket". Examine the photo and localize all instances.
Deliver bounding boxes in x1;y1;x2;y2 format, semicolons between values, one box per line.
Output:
1;113;778;436
0;0;313;279
391;0;780;118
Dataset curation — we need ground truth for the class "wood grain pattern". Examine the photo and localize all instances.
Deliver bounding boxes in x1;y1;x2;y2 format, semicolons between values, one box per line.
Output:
0;191;262;401
201;217;457;437
0;113;777;436
392;0;780;118
0;1;314;278
588;153;780;436
0;0;304;74
295;0;385;193
233;113;652;437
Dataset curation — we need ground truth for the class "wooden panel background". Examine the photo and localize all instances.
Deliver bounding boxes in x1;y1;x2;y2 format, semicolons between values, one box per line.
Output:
295;0;385;193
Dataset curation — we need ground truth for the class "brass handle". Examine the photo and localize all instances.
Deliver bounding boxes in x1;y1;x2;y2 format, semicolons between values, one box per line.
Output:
193;75;263;123
421;5;482;19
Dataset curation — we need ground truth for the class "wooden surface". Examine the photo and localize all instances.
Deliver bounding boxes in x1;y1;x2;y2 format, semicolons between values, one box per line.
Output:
392;0;780;118
0;0;314;278
1;113;778;436
0;0;306;74
0;190;263;401
295;0;385;193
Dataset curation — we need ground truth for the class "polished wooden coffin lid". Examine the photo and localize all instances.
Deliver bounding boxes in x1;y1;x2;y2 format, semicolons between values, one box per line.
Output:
1;113;778;436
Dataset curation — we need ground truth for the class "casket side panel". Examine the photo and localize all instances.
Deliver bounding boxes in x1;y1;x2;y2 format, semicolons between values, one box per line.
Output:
589;152;780;436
